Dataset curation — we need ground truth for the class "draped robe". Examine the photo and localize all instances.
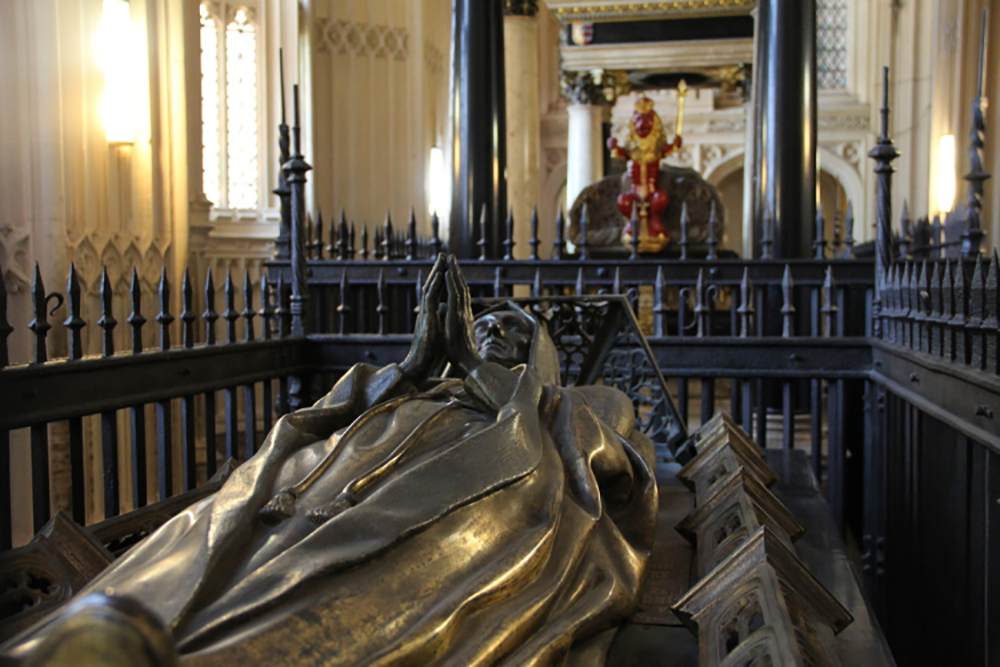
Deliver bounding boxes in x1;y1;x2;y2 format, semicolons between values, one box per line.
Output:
7;315;658;666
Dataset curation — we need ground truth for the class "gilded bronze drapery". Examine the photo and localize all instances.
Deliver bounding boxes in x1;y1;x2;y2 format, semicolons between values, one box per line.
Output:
6;258;658;666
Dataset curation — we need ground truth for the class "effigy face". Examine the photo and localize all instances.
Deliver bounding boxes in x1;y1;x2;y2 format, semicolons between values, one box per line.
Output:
473;310;533;368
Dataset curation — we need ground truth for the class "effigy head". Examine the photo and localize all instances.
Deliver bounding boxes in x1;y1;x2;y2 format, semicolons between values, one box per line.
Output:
631;96;660;139
473;309;533;368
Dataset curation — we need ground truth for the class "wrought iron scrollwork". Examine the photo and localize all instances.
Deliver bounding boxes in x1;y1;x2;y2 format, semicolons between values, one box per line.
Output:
475;295;688;459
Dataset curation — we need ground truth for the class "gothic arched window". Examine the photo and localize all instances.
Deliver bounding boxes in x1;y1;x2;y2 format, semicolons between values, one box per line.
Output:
200;2;260;212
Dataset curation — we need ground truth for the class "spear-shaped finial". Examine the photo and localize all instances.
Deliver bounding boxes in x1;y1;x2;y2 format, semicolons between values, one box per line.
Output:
813;209;826;259
679;201;690;260
383;211;394;260
222;270;237;343
529;207;540;260
203;268;218;344
242;270;256;342
98;267;116;357
28;263;52;363
278;47;286;125
553;209;565;260
180;268;195;349
843;201;856;258
706;200;718;261
879;65;891;140
156;267;173;351
292;83;302;155
64;263;84;359
259;272;273;340
128;267;145;353
503;210;515;260
430;212;442;255
407;208;418;260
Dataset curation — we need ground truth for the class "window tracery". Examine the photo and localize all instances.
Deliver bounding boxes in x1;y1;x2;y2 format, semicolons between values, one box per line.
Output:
817;0;848;90
716;592;766;661
200;2;260;212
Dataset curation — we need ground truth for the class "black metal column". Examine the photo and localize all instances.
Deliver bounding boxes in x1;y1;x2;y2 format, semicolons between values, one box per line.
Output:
448;0;507;258
751;0;817;259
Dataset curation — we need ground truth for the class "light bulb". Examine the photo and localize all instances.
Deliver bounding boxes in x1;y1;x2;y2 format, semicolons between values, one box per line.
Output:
934;134;957;215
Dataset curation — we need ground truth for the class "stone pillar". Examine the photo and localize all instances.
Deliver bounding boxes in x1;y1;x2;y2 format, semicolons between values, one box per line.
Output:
562;71;610;212
566;104;606;211
504;1;540;258
750;0;817;258
448;0;507;258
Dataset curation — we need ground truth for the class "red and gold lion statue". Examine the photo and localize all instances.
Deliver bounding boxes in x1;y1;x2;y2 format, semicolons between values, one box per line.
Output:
607;84;687;253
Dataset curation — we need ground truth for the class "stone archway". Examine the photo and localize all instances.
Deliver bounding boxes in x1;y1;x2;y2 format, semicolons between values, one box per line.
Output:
538;158;567;258
698;147;859;255
817;146;862;222
704;151;745;253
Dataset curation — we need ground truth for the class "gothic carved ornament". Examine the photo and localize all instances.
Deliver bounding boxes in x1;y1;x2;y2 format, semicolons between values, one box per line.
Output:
547;0;754;22
560;69;629;105
0;223;30;293
504;0;539;16
316;18;408;60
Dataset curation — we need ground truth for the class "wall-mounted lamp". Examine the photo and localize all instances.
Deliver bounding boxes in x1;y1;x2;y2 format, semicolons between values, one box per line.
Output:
933;134;957;215
96;0;140;144
427;146;450;219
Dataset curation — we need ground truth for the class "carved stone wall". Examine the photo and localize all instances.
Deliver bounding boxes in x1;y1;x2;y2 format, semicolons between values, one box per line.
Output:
0;0;203;543
306;0;450;237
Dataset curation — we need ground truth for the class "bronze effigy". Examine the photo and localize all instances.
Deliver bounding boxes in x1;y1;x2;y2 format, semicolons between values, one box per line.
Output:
5;255;658;666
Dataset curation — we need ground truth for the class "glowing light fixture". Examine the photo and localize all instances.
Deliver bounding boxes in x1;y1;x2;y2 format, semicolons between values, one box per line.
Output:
427;146;450;219
96;0;140;144
934;134;957;215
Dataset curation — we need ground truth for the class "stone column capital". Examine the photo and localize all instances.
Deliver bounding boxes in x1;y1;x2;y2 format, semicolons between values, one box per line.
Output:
503;0;539;17
559;69;626;106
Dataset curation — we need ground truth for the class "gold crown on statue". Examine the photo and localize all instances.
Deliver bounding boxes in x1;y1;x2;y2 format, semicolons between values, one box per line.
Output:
635;96;655;114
